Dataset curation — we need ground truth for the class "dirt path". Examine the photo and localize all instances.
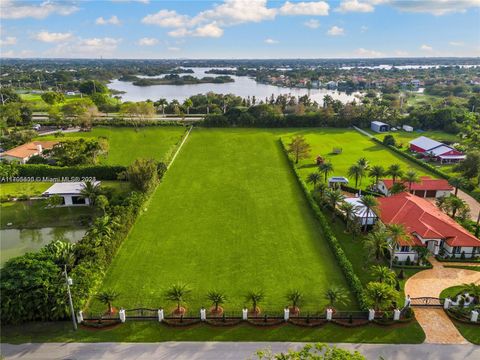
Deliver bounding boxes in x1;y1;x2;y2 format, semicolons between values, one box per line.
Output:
456;189;480;222
405;257;480;344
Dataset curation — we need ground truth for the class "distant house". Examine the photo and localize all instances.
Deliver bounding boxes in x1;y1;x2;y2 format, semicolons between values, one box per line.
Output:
408;136;465;163
371;121;389;133
326;81;338;89
377;176;452;198
328;176;349;188
377;192;480;260
42;181;100;206
0;141;57;164
343;197;378;226
402;125;413;132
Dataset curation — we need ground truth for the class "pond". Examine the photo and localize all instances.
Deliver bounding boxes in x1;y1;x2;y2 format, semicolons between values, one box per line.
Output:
108;67;360;105
0;227;86;266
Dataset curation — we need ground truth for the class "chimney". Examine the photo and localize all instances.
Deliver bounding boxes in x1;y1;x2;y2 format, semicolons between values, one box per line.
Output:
36;144;43;154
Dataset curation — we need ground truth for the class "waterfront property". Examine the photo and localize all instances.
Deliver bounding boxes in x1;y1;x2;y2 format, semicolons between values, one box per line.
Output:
377;176;453;198
377;192;480;261
42;182;100;206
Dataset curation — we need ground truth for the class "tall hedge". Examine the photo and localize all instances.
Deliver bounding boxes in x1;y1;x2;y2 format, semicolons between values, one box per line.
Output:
279;139;368;310
17;164;126;180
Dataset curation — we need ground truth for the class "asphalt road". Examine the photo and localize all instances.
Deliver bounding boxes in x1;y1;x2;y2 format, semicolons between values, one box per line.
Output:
2;342;480;360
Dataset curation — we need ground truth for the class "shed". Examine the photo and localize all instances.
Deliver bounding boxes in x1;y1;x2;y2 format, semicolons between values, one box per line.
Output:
370;121;389;133
402;125;413;132
328;176;349;188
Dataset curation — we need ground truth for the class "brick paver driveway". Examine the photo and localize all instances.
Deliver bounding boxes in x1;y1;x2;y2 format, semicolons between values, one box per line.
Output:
405;257;480;344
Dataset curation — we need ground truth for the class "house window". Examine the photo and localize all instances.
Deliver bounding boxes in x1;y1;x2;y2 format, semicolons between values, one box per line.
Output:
72;196;86;205
400;246;410;252
453;246;461;254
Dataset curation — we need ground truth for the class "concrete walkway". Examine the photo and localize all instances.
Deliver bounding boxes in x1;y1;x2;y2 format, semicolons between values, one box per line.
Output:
2;342;480;360
405;257;480;344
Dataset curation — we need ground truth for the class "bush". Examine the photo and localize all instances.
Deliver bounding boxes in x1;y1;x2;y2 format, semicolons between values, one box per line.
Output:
280;139;368;310
17;164;126;180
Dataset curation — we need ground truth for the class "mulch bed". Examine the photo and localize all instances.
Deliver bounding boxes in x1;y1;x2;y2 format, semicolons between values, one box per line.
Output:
288;318;327;327
80;319;122;331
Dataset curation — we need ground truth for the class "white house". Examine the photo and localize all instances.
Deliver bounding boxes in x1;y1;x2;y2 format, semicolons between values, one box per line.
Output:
42;181;100;206
343;197;378;226
377;192;480;261
370;121;389;133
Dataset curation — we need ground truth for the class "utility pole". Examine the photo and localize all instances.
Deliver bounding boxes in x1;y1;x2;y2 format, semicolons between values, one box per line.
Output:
64;265;77;331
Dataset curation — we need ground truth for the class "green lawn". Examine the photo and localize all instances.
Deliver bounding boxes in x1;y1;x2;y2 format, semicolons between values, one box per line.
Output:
0;320;425;344
282;128;437;190
93;128;357;314
0;182;51;198
38;126;187;166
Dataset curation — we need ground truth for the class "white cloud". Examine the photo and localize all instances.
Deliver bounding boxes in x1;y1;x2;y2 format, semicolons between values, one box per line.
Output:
336;0;374;13
420;44;433;51
168;28;191;38
304;19;320;29
327;26;345;36
34;31;73;43
387;0;480;16
360;25;368;32
356;48;384;57
193;22;224;38
449;41;465;47
279;1;329;15
111;0;149;3
49;37;121;57
0;36;17;46
265;38;279;44
167;47;180;52
0;0;79;19
1;50;15;57
137;37;158;46
394;50;409;56
141;9;190;28
96;15;121;25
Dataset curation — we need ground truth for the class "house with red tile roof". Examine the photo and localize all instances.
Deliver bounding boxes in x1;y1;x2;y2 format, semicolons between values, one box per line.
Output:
0;141;58;164
377;176;452;198
377;192;480;262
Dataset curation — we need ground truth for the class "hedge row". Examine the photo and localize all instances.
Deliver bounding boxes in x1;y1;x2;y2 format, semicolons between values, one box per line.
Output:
17;164;126;180
370;136;480;202
279;139;368;310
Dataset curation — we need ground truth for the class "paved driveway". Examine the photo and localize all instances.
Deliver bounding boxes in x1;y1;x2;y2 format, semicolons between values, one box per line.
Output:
404;257;480;344
456;189;480;222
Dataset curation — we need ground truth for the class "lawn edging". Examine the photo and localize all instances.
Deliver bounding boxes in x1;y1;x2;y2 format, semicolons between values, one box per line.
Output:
279;138;368;311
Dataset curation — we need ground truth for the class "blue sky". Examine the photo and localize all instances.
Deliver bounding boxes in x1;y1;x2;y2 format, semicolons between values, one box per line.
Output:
1;0;479;59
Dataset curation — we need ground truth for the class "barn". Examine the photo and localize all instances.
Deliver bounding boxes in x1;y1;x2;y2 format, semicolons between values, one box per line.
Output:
370;121;390;133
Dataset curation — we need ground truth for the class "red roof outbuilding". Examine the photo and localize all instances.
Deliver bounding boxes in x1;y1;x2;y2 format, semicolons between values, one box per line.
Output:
381;176;452;192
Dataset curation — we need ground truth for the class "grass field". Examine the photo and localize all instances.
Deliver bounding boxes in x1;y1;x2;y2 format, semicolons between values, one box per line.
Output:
0;320;425;344
39;126;187;166
93;128;357;313
282;128;437;190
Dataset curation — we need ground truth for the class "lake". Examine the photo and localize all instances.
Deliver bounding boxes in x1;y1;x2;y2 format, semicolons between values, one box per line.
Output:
1;227;86;266
108;67;360;104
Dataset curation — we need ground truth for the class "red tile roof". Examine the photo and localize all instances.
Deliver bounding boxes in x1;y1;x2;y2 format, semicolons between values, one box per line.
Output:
381;176;452;192
378;192;480;247
1;141;57;160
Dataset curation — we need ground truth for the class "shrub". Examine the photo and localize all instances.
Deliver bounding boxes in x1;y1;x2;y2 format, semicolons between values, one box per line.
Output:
17;164;126;180
405;256;411;266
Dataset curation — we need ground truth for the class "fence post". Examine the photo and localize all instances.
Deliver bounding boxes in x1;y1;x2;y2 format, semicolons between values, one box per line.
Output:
77;310;83;323
284;307;290;321
444;298;451;310
242;307;248;320
471;310;479;323
200;307;206;321
326;308;333;321
404;295;411;308
119;308;126;323
158;308;164;322
393;309;400;321
368;309;375;321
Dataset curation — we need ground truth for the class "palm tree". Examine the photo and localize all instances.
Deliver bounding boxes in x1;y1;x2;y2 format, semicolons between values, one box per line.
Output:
324;286;348;308
325;189;344;217
370;265;396;286
356;157;370;185
319;162;334;183
348;164;364;188
246;290;264;314
80;180;101;206
365;281;398;311
449;177;465;196
307;172;321;187
165;283;191;313
285;289;303;313
387;224;409;269
339;201;358;232
86;215;118;243
445;196;467;218
461;283;480;302
156;98;168;116
369;165;385;190
402;170;420;192
183;98;193;115
314;182;328;198
206;290;227;313
95;289;119;314
387;164;403;184
359;195;378;231
364;225;389;261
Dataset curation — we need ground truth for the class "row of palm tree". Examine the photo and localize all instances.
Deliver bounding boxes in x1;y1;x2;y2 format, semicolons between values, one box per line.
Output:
363;223;409;268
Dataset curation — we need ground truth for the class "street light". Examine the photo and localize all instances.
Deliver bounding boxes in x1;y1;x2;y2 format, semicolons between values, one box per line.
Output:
64;265;77;331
